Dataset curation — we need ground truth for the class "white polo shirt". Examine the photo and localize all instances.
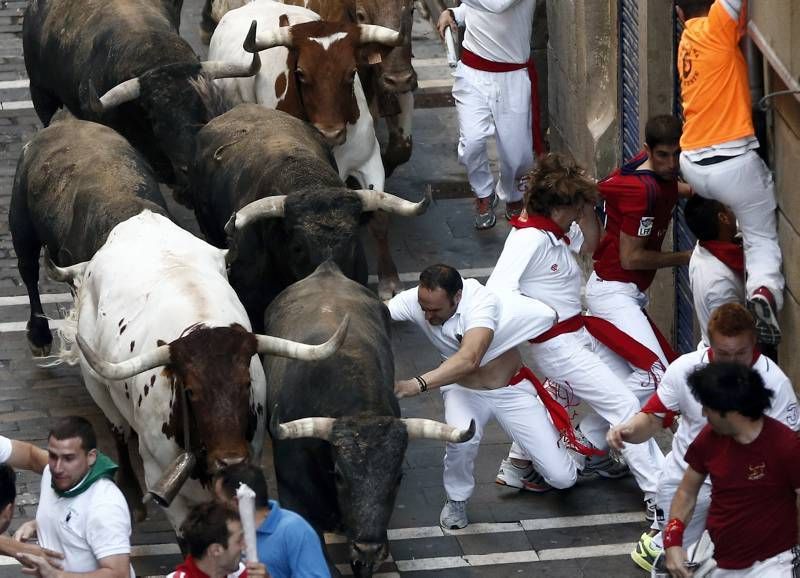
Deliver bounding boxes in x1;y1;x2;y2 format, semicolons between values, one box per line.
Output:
0;437;11;463
689;243;745;346
37;466;134;577
451;0;535;64
388;277;555;366
487;223;585;321
653;348;799;480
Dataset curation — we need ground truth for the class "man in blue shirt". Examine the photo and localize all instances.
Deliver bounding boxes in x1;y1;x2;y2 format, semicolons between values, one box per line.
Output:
213;464;330;578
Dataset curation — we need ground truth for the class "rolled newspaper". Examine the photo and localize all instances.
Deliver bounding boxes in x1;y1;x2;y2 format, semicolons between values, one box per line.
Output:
236;483;259;563
444;27;458;67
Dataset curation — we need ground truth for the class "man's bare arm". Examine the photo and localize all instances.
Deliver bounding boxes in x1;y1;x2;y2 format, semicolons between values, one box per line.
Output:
607;412;662;449
619;231;691;270
7;439;48;475
395;327;493;397
664;467;706;578
19;553;130;578
578;202;602;256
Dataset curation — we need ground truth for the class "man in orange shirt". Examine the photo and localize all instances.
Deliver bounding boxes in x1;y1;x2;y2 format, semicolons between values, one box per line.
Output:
676;0;784;348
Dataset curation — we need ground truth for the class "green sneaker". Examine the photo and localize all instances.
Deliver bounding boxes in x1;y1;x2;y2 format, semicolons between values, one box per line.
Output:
631;532;661;572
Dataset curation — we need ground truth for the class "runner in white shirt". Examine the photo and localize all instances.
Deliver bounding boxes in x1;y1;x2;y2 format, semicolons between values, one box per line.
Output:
389;263;586;530
436;0;541;229
10;417;134;578
684;194;746;348
486;153;667;520
608;303;798;574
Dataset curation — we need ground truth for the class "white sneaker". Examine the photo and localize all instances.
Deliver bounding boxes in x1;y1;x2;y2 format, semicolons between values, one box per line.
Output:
645;495;658;522
495;458;531;489
439;499;468;529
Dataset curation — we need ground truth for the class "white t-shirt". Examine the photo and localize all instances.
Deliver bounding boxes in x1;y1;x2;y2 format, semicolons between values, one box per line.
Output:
487;223;585;321
688;243;745;346
452;0;535;64
37;466;134;576
0;437;12;463
654;348;799;478
388;278;555;366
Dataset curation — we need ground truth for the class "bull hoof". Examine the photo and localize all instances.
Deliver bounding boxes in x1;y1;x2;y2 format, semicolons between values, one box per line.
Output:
27;320;53;358
378;276;402;302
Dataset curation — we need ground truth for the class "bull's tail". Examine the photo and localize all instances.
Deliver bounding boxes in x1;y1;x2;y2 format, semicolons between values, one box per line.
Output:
37;276;85;368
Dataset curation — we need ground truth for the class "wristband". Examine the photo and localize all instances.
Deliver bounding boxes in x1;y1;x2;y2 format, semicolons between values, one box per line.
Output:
662;518;685;549
414;375;428;392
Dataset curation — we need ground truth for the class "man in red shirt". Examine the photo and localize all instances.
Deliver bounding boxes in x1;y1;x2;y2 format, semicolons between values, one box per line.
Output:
664;362;800;577
586;115;691;390
168;502;268;578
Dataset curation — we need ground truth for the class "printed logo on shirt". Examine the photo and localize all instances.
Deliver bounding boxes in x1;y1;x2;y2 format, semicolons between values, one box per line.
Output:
787;403;799;427
638;216;654;237
747;462;766;481
550;263;559;272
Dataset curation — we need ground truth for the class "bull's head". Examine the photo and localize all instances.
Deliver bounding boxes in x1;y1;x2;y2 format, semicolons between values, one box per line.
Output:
85;21;262;200
274;414;475;576
223;188;430;279
247;20;402;146
75;317;348;491
354;0;417;93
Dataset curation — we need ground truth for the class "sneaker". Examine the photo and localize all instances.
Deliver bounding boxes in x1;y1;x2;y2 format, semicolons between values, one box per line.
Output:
439;499;468;529
644;495;659;522
520;468;553;493
505;200;524;220
495;458;553;492
474;193;498;230
631;532;662;573
747;287;781;345
579;452;630;479
495;457;530;489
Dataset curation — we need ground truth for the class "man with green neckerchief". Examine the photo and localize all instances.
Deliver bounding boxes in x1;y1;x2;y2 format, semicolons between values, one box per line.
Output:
11;416;134;578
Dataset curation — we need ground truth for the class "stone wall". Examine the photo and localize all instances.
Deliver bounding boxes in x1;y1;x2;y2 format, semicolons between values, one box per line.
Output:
749;1;800;382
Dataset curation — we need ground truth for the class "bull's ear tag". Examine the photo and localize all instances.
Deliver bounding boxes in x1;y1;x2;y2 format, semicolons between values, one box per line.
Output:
367;51;382;65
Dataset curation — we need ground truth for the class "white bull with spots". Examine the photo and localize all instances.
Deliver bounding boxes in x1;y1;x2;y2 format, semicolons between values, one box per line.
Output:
52;210;347;531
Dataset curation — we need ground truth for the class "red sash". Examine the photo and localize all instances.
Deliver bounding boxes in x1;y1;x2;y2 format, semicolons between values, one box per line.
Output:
700;240;745;278
461;48;545;157
509;213;569;244
530;314;667;387
510;366;604;457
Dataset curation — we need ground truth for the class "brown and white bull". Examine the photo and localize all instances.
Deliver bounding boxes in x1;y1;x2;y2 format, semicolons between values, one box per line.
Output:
207;0;408;299
50;210;347;530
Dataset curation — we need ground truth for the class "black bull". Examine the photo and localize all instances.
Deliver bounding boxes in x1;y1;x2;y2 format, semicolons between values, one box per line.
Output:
22;0;257;195
264;262;474;577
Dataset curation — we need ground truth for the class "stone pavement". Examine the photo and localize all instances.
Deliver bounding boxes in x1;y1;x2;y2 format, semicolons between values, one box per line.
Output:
0;1;658;576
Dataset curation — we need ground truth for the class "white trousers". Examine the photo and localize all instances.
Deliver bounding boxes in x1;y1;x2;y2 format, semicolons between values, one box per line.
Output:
712;548;800;577
510;330;665;494
652;453;712;550
680;151;785;309
442;378;577;502
452;63;534;202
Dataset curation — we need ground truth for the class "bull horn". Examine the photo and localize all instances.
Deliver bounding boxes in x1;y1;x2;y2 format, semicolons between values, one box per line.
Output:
255;314;349;359
201;20;262;79
77;334;172;380
274;417;336;441
142;452;196;507
224;196;287;238
250;26;293;52
402;418;476;443
354;188;431;216
358;24;402;47
44;249;88;284
97;77;142;111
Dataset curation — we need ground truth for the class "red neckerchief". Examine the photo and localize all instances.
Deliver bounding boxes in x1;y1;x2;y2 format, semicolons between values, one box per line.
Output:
510;213;570;244
707;347;761;366
700;240;744;278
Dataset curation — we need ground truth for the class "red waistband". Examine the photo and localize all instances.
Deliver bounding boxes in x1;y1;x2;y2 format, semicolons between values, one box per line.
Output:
461;48;529;72
530;315;584;343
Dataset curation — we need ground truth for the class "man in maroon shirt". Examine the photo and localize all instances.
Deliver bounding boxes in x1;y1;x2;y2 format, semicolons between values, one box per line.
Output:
664;362;800;577
586;115;692;391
